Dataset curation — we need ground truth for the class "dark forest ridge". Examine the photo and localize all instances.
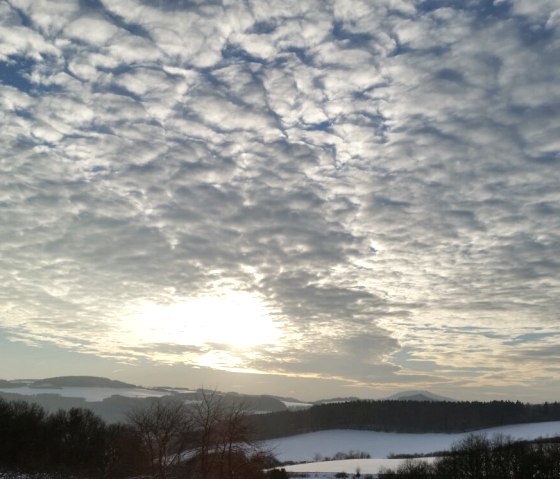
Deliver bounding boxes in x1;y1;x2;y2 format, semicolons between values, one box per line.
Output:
249;399;560;439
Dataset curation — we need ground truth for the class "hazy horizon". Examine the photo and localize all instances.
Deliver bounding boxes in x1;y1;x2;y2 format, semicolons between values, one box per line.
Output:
1;0;559;403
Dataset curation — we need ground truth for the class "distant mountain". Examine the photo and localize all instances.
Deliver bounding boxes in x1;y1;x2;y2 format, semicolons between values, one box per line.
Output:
385;390;454;402
30;376;136;388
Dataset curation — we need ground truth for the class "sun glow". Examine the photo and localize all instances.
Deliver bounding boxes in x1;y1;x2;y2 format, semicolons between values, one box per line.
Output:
122;290;282;351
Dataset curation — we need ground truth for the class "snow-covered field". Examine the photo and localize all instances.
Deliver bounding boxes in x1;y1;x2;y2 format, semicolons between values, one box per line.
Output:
281;457;436;476
0;386;171;401
264;421;560;462
281;400;314;410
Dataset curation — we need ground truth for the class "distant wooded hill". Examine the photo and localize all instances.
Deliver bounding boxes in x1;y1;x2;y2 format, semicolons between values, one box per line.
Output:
0;380;18;388
0;381;288;423
385;390;453;402
30;376;136;388
0;376;137;389
249;399;560;439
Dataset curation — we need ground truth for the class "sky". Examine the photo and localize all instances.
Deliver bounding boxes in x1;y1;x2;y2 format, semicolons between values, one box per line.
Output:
1;0;559;402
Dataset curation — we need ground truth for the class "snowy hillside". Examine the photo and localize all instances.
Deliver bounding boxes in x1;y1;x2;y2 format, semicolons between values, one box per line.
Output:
282;457;437;476
264;420;560;462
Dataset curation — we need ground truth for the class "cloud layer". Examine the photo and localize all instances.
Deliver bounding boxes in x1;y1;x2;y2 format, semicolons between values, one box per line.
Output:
1;0;559;399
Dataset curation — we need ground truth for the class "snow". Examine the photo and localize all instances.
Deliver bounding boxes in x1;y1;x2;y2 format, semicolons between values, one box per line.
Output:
482;420;560;438
281;400;313;410
0;386;171;402
281;457;436;475
264;421;560;462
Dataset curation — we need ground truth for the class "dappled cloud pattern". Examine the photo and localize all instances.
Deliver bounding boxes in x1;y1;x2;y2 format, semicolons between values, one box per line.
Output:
1;0;560;398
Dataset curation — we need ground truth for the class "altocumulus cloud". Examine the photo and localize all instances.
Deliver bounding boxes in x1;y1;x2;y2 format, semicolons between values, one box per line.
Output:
1;0;560;399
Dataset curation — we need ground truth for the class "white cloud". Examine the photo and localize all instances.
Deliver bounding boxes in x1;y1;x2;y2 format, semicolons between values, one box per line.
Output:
63;16;121;46
0;0;559;399
10;0;80;36
0;25;58;61
509;0;560;21
105;34;162;64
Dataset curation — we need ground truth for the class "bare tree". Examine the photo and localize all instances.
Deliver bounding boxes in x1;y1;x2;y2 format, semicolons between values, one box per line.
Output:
190;390;266;479
216;396;254;479
189;390;224;479
127;390;270;479
127;398;191;479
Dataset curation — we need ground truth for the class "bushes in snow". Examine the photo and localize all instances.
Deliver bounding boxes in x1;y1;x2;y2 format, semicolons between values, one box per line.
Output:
378;434;560;479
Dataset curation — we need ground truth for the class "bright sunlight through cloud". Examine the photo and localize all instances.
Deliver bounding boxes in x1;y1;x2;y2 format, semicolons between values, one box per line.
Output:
121;290;283;354
2;0;560;401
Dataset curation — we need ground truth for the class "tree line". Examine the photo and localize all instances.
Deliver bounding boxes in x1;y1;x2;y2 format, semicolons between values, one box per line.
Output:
4;395;560;478
249;399;560;439
379;434;560;478
0;393;285;479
